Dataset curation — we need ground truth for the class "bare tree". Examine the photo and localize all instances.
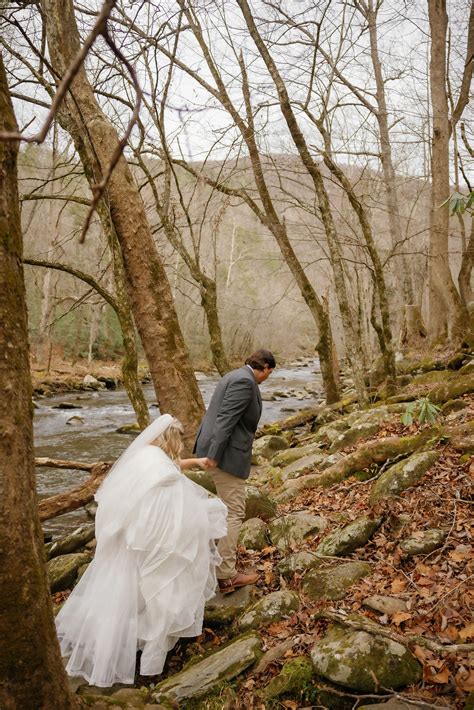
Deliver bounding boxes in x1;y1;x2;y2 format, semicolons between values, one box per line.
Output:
0;53;76;710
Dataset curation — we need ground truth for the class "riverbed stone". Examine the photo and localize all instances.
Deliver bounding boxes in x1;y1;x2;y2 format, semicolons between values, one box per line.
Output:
116;422;141;434
204;585;257;626
277;550;322;578
279;452;328;482
263;655;313;699
363;595;408;615
46;523;96;560
238;518;269;550
152;633;262;704
83;374;105;389
303;561;372;601
369;450;439;502
252;434;288;463
399;528;447;556
268;512;328;552
310;625;422;692
47;552;92;592
66;415;85;426
237;590;301;631
315;516;382;557
53;402;84;410
329;422;381;453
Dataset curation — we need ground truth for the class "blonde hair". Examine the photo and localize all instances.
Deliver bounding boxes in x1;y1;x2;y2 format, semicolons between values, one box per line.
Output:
151;418;184;461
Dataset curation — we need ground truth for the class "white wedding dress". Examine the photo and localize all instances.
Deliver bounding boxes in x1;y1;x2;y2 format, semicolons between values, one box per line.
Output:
55;415;227;688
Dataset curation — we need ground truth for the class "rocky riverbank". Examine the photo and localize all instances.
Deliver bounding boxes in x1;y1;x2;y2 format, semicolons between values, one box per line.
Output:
45;348;473;709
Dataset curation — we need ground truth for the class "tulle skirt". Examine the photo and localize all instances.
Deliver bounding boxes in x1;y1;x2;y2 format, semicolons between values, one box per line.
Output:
55;474;227;687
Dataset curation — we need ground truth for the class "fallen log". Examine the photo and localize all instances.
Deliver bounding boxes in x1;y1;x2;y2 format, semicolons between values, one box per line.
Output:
313;609;474;655
38;461;111;521
35;457;99;471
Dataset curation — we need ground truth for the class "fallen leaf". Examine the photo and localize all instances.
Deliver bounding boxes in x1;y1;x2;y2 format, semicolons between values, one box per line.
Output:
391;611;412;626
391;578;407;593
459;622;474;640
281;701;298;710
428;666;451;684
416;576;434;586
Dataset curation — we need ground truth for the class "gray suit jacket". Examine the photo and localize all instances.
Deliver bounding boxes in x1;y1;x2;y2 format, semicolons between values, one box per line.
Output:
193;366;262;479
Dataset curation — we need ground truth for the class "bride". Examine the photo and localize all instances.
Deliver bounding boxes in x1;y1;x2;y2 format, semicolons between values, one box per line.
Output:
55;414;227;688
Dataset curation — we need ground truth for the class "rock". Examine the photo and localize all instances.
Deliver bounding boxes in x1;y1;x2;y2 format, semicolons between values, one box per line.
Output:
116;422;141;435
244;485;277;521
97;376;118;390
303;561;371;601
370;450;439;502
184;469;216;493
411;369;454;386
66;415;85;426
268;512;328;552
204;585;258;626
109;688;148;705
459;360;474;375
238;518;269;550
153;633;262;703
311;625;422;692
399;528;447;556
237;590;300;631
53;402;84;409
83;374;105;389
313;420;349;446
441;398;471;414
329;422;381;453
363;595;408;615
358;700;429;709
430;373;474;403
85;501;98;519
47;552;92;592
277;550;322;578
448;419;474;453
46;523;96;560
252;435;288;462
315;516;382;557
263;656;313;699
279;452;328;482
271;442;324;468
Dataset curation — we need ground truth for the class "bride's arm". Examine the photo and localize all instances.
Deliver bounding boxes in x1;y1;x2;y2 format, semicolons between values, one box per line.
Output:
179;457;212;470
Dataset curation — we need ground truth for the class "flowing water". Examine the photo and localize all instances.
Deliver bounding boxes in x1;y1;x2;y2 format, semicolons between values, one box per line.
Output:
35;359;322;537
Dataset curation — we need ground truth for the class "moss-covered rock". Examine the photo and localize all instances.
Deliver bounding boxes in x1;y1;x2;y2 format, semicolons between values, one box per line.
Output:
277;550;322;578
399;528;447;556
441;398;471;414
47;552;92;592
204;585;258;627
244;485;277;521
237;590;300;631
316;516;382;557
280;452;328;482
369;450;439;502
410;369;454;386
363;595;408;615
303;562;371;601
263;656;314;700
311;625;422;692
152;633;262;704
329;422;381;453
268;512;328;552
430;373;474;404
184;469;216;493
271;442;324;468
448;419;474;453
252;434;288;463
238;518;269;551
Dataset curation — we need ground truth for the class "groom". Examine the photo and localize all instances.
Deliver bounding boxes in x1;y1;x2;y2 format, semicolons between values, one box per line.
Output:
194;349;275;594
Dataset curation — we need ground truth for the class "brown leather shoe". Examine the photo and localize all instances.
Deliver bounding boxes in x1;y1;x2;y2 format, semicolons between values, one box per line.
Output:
218;571;258;595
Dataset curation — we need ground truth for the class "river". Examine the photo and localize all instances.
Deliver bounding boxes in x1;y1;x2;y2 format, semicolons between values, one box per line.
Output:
34;359;322;537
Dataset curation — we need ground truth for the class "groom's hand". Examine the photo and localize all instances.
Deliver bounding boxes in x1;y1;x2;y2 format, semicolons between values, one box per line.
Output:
203;457;218;469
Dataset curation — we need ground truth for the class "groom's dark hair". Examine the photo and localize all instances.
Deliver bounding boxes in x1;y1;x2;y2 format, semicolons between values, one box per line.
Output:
245;349;276;371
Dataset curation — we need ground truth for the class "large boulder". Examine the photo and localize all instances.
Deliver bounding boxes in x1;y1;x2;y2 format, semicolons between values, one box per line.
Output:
244;485;277;521
263;656;313;700
315;516;382;557
370;450;439;502
252;435;288;463
277;550;322;578
310;625;422;692
399;528;447;557
153;633;262;704
429;373;474;403
238;518;269;551
237;590;300;631
279;452;328;482
47;552;92;592
268;512;328;552
303;561;371;601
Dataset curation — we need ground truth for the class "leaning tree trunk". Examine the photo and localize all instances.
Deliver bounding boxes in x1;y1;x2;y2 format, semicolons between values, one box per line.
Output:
42;0;204;443
0;56;76;710
427;0;466;343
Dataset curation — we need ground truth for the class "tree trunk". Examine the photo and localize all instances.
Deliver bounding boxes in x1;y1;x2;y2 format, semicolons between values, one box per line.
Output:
427;0;466;343
41;0;204;443
0;55;76;710
458;219;474;307
399;305;428;349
